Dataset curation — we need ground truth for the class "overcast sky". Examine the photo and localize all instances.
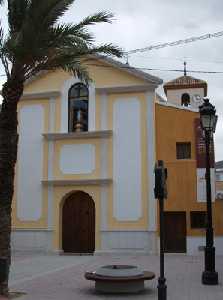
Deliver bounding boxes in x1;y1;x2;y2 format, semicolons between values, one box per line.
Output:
0;0;223;160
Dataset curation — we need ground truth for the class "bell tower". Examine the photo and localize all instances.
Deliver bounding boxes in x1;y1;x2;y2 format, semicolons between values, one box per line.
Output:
163;62;207;109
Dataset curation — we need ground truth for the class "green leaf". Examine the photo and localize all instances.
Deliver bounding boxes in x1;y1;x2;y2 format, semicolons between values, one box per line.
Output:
2;0;123;82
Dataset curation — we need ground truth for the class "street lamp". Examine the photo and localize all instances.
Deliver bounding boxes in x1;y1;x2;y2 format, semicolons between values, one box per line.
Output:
154;160;167;300
199;98;218;285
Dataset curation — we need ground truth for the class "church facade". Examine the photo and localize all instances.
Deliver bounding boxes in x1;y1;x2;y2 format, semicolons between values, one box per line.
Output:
11;56;223;254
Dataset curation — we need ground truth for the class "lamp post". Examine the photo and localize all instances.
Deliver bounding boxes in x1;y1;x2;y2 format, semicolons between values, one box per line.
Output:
154;160;167;300
199;98;218;285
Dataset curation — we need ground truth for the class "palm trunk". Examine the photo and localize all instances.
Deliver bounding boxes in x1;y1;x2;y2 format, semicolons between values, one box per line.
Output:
0;79;24;296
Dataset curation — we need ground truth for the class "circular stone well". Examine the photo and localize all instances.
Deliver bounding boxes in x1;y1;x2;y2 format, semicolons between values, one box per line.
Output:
96;265;143;277
85;264;155;294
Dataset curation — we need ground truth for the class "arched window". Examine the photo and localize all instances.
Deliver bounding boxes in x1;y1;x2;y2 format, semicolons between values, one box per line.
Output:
68;83;89;132
181;93;190;107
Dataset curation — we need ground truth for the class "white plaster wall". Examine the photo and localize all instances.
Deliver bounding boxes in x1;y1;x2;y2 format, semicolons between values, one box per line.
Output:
59;144;95;174
17;105;44;221
187;236;223;255
197;168;216;202
100;231;156;254
113;98;142;221
166;87;204;108
60;77;95;132
11;230;53;252
100;187;108;231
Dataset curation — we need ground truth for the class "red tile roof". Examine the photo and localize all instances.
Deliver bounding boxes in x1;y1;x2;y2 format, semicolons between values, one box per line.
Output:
164;75;207;96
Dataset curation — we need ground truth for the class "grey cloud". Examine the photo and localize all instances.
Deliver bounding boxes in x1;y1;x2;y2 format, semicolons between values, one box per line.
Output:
0;0;223;159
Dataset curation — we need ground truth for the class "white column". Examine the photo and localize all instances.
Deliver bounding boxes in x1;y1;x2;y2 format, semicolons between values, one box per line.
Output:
88;85;96;131
49;97;56;133
48;98;56;228
100;92;108;130
100;187;108;231
146;91;156;231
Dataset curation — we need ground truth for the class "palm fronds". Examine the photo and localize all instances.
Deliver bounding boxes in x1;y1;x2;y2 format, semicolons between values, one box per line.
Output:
0;24;10;78
8;0;30;33
2;0;123;83
74;11;114;29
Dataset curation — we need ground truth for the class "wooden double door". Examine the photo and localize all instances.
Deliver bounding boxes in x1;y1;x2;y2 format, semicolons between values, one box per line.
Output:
163;212;186;253
62;191;95;253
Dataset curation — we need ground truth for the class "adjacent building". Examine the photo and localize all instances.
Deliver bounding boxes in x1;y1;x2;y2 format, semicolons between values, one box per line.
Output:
216;161;223;200
216;161;223;181
156;73;223;254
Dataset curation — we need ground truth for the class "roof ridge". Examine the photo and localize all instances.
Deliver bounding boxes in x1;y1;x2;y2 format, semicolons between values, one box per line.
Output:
91;54;163;85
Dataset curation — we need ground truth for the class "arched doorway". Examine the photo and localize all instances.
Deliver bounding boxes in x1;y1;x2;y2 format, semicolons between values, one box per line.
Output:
62;191;95;253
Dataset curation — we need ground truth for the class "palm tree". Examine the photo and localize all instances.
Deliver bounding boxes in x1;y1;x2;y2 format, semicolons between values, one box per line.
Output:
0;0;122;295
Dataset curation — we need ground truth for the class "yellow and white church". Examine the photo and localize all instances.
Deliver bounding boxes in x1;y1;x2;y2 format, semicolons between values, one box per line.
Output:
11;56;223;254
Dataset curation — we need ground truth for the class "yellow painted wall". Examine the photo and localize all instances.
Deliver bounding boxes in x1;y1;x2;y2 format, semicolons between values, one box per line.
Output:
155;103;223;236
24;59;148;94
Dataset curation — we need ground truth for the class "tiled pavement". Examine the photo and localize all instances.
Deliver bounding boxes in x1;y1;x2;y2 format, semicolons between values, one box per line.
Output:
8;252;223;300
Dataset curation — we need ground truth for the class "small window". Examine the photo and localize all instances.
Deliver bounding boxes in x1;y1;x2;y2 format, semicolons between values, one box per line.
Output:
68;83;89;132
176;142;191;159
181;93;190;107
190;211;206;229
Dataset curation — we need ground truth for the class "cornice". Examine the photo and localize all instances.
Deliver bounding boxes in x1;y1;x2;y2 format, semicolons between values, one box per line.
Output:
42;178;112;186
21;91;61;100
96;85;154;94
43;130;113;140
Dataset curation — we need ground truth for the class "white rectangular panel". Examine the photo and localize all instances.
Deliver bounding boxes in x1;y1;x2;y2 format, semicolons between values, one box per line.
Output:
17;105;44;221
113;98;142;221
60;144;95;174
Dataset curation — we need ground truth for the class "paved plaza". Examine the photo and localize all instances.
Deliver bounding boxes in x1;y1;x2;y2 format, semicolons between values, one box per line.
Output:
6;252;223;300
